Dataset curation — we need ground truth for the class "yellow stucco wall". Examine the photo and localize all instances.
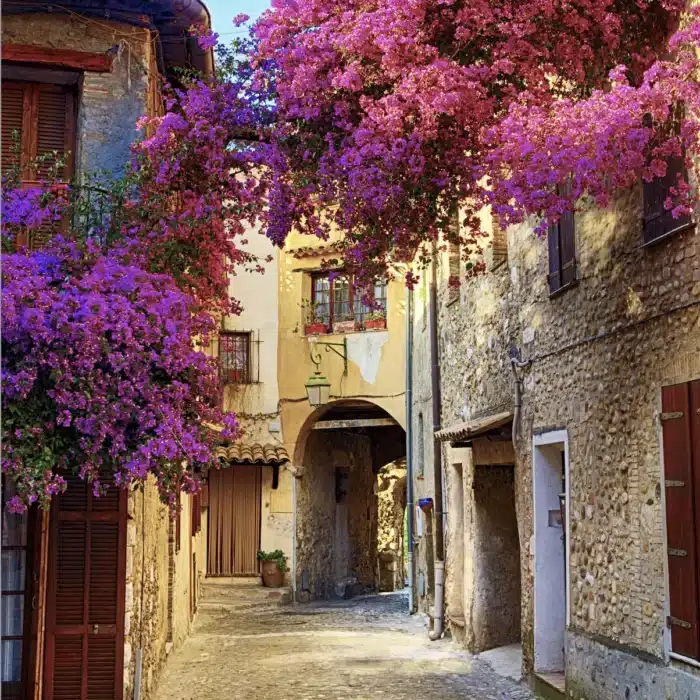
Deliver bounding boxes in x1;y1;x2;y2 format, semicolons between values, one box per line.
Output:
277;231;407;465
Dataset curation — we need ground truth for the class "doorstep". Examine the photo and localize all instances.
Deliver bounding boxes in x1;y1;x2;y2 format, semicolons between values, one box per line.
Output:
533;672;565;700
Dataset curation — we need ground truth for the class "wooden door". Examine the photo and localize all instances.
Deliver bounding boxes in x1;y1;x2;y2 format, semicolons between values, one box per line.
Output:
662;381;700;660
207;466;261;576
43;475;126;700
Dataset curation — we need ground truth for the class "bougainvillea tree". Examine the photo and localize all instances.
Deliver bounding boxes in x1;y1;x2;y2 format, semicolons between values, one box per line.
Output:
1;58;272;512
251;0;695;282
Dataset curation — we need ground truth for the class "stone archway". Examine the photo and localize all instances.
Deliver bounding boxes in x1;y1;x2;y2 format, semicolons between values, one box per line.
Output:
293;400;406;600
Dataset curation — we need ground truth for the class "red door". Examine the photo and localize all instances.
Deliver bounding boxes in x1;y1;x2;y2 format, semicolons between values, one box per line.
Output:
43;475;126;700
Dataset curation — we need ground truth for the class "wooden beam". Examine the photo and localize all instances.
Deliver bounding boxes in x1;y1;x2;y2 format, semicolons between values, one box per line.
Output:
312;417;398;430
3;44;114;73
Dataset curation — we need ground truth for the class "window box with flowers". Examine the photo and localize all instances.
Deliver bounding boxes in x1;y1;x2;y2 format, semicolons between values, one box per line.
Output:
332;316;361;334
307;271;387;334
363;312;387;330
303;300;330;335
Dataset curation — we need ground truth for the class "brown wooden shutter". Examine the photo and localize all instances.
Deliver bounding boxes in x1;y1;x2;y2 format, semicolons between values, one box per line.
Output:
1;83;27;173
661;382;700;660
548;182;576;294
1;81;76;250
44;475;126;700
35;85;75;182
490;213;508;270
643;108;692;244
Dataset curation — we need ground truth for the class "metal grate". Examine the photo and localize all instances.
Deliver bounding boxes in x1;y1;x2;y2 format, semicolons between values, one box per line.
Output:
219;332;251;384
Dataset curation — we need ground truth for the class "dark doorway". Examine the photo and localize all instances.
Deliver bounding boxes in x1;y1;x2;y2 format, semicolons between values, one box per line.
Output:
472;465;521;651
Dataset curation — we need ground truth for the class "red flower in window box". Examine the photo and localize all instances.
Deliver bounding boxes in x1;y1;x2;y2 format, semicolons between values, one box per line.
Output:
332;319;361;334
304;322;329;335
364;316;387;330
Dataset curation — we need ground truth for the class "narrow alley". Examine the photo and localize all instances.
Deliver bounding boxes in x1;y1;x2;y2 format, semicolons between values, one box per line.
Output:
153;587;534;700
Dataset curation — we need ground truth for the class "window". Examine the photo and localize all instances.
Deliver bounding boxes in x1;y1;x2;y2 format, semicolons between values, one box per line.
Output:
547;183;576;295
490;212;508;271
1;80;77;249
447;241;461;305
175;492;182;553
191;491;202;536
1;481;34;700
643;108;692;244
309;272;387;330
661;379;700;661
219;332;251;384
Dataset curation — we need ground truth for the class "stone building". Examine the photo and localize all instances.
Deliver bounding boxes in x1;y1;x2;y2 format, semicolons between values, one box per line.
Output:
410;171;700;698
0;2;213;698
205;232;293;584
278;226;408;600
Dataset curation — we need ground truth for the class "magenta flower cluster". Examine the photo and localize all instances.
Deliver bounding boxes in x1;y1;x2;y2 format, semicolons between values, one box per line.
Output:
250;0;689;281
2;238;238;512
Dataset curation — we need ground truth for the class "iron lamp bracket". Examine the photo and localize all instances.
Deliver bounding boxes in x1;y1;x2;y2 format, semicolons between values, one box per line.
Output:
310;337;348;376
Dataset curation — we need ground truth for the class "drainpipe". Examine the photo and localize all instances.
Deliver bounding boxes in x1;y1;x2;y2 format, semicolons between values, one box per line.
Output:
405;283;416;614
428;252;445;641
291;470;297;602
509;353;531;447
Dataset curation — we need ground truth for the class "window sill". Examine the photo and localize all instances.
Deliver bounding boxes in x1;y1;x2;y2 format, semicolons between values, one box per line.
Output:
669;651;700;671
640;221;696;249
548;278;579;299
302;327;388;338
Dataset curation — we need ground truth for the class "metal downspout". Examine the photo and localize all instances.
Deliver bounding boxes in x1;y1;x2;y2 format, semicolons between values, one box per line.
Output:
428;253;445;641
406;284;416;614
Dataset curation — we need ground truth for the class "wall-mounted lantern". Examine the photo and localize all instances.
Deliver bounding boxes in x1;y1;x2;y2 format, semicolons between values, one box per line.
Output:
305;371;331;407
304;338;348;407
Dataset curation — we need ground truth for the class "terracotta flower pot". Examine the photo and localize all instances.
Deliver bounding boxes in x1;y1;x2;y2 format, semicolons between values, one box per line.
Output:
332;319;361;333
364;318;386;330
304;322;328;335
261;560;284;588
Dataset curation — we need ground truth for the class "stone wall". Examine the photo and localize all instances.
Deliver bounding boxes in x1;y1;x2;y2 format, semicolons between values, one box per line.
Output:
2;13;152;177
296;430;376;599
410;271;439;615
125;482;206;700
376;464;407;592
430;181;700;693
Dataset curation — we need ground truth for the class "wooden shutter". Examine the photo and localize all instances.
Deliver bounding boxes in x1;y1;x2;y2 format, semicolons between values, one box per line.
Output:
490;213;508;270
1;83;27;173
662;382;700;660
44;475;126;700
548;183;576;294
643;108;691;244
1;81;76;250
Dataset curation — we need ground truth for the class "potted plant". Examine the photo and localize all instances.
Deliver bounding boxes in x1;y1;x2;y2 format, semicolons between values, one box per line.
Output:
257;549;288;587
363;311;387;330
303;302;329;335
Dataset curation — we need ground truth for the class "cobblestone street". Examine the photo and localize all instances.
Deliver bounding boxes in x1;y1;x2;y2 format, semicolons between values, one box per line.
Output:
153;591;535;700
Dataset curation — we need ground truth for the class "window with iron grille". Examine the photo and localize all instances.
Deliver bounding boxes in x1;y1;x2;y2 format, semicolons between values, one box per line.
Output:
309;272;387;329
643;106;692;244
219;332;251;384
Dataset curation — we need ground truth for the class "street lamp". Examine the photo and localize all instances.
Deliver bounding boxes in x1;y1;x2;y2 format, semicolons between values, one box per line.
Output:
305;371;331;407
304;338;347;407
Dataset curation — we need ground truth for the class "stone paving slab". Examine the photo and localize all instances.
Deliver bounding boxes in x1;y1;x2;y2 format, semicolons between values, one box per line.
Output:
152;592;535;700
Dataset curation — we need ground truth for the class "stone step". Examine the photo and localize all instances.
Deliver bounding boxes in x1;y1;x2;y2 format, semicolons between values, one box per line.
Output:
201;577;292;608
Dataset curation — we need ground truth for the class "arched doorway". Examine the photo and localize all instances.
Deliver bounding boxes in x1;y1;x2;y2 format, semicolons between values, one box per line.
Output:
293;400;406;600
